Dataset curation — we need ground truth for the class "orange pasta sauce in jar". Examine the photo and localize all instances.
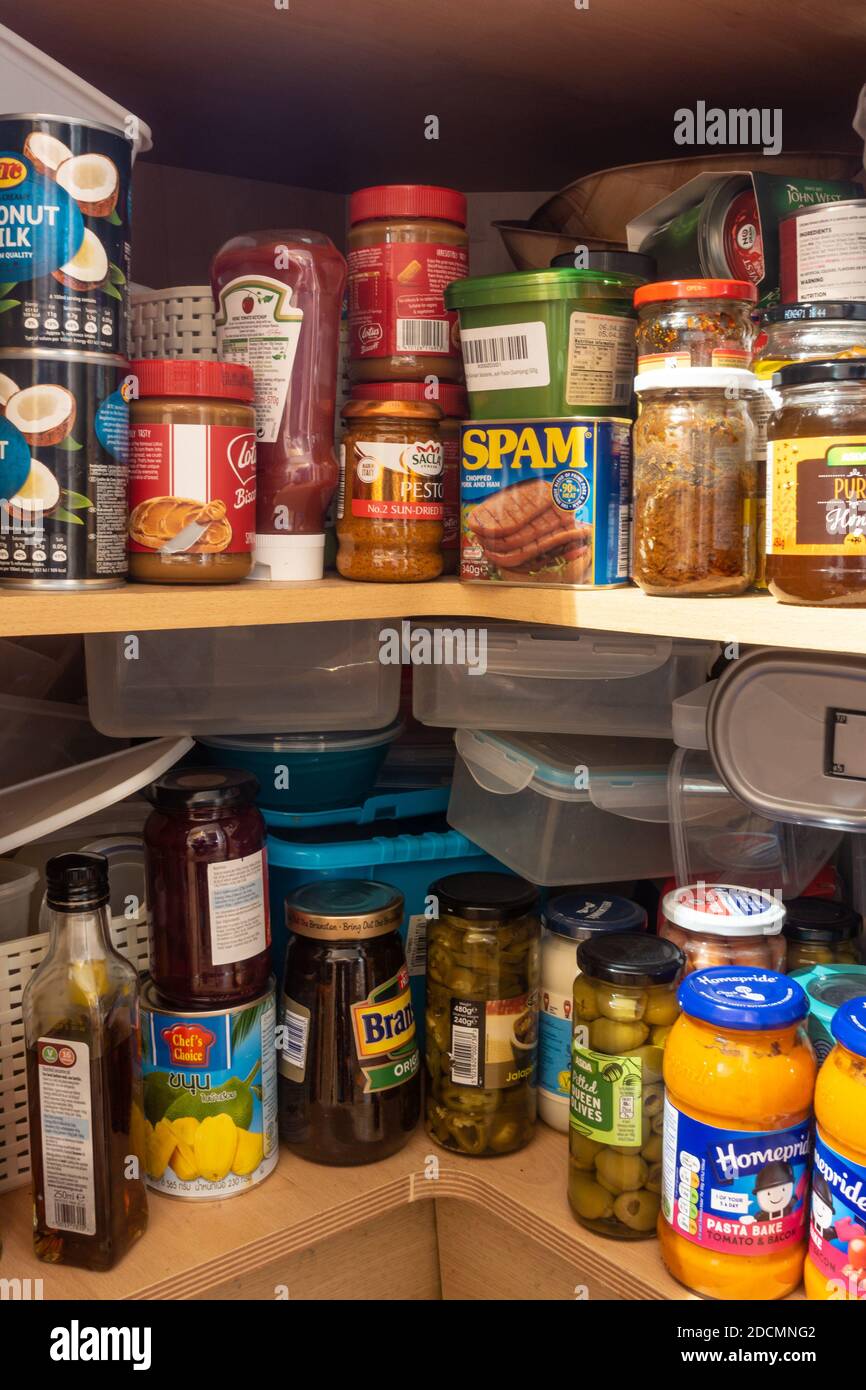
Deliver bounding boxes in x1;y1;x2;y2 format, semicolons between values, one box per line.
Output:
805;995;866;1300
659;967;815;1299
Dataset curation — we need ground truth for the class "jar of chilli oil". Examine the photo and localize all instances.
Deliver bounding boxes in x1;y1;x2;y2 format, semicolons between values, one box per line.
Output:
568;933;684;1238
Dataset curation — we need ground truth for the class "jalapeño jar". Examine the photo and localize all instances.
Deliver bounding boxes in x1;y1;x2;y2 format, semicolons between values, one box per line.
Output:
426;872;540;1157
568;933;684;1239
278;880;420;1165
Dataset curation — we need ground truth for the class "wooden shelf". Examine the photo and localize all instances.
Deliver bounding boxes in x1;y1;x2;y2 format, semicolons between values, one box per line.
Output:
5;578;866;658
3;577;866;655
0;1125;689;1301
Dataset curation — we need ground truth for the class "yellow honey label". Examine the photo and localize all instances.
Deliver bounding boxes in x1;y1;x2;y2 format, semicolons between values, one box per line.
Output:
767;434;866;555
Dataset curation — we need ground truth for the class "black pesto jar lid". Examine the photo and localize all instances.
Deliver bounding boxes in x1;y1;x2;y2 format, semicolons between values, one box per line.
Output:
783;897;861;944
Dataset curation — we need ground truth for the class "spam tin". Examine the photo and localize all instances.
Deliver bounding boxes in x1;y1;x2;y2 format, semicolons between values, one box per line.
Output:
460;417;632;588
0;348;129;588
0;115;132;357
141;978;278;1200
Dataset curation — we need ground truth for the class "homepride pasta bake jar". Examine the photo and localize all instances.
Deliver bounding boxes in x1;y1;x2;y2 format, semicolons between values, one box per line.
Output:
425;872;540;1158
568;933;683;1239
659;967;815;1300
660;882;787;976
632;368;758;595
539;892;648;1132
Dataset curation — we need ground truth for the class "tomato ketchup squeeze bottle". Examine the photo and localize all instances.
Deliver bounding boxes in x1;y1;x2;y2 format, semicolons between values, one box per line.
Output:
212;231;346;579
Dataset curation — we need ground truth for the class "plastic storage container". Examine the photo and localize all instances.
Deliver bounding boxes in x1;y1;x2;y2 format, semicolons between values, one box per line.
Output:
660;882;787;975
447;729;674;886
195;721;403;811
539;892;648;1131
791;963;866;1064
84;623;401;737
0;861;39;942
412;624;715;738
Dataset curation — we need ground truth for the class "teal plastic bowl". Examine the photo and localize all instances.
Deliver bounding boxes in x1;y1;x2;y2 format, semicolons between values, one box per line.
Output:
196;721;403;811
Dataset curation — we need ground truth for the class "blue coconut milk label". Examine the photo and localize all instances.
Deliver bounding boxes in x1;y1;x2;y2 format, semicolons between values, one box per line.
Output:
661;1098;811;1256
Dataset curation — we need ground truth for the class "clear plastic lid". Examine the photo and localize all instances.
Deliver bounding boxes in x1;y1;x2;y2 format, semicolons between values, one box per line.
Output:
197;719;403;754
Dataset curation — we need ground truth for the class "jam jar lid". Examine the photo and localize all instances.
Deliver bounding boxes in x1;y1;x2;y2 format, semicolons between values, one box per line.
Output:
576;931;684;987
773;358;866;388
286;879;403;940
544;891;647;940
146;767;260;810
783;897;861;944
429;871;538;924
679;966;808;1030
831;995;866;1057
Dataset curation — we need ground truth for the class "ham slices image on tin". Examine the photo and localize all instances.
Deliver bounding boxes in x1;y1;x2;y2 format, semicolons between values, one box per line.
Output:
467;479;593;580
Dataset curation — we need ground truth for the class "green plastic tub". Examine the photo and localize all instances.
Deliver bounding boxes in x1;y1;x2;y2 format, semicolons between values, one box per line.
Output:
446;268;641;420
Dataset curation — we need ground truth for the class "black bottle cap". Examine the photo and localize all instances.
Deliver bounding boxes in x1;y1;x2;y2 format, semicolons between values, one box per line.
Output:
46;852;110;910
428;871;539;923
147;766;260;810
577;931;684;986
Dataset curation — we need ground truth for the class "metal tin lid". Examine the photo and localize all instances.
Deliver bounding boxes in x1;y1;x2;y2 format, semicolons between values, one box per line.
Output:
550;249;656;280
773;358;866;388
664;884;785;938
286;879;403;940
341;399;442;422
679;966;808;1030
762;301;866;324
544;891;647;940
576;931;683;987
445;268;641;311
429;871;538;923
831;995;866;1057
792;963;866;1027
707;649;866;831
782;897;861;944
147;767;260;810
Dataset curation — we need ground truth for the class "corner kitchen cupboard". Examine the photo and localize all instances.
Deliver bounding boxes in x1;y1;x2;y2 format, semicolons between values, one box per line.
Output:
0;0;863;1307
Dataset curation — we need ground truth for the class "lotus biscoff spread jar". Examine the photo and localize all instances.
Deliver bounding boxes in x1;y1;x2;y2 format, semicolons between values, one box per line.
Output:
128;359;256;583
347;185;468;384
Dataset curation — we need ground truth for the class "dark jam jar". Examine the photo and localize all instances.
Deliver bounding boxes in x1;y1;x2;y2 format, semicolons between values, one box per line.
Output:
278;880;420;1165
144;768;271;1007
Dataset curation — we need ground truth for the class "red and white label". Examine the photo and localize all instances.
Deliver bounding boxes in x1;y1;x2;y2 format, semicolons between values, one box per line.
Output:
129;422;256;554
347;240;468;361
341;436;444;521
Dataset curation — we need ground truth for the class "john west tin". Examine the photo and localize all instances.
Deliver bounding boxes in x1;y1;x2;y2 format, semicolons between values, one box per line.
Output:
141;977;278;1201
460;417;632;588
0;349;129;588
780;198;866;304
0;115;132;357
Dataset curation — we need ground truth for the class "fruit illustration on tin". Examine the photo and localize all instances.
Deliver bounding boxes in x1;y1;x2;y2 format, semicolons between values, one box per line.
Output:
143;1059;266;1186
0;370;94;527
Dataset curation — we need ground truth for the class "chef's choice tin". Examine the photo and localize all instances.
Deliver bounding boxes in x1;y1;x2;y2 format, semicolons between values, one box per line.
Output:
780;198;866;304
0;349;129;588
460;417;632;588
0;115;132;357
141;977;278;1200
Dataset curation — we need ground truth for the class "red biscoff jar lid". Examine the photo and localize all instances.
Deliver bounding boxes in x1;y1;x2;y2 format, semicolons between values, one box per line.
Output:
634;278;758;308
131;359;255;402
349;184;467;227
350;380;468;417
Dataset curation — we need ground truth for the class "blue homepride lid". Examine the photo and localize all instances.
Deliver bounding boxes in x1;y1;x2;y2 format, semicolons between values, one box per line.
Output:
831;995;866;1057
544;892;647;939
679;966;808;1030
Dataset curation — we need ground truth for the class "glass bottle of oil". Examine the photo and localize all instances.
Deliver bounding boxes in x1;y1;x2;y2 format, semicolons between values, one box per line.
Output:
23;853;148;1270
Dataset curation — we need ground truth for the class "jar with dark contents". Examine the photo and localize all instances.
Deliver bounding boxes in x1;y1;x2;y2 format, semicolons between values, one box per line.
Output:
278;880;420;1165
337;398;444;581
568;933;684;1239
783;898;862;972
426;872;541;1157
144;769;271;1007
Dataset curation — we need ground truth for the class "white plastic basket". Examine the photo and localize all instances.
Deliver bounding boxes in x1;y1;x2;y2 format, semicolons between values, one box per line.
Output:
0;915;151;1193
130;285;217;360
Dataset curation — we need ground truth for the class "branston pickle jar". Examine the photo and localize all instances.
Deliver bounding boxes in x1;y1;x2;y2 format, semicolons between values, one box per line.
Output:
425;872;540;1157
568;933;684;1239
278;880;420;1165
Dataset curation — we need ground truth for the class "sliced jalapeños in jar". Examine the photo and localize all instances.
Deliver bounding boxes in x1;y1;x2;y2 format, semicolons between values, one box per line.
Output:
425;872;541;1157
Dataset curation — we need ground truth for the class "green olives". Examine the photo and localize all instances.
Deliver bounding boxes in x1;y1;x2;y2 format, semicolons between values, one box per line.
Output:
596;985;646;1023
613;1188;660;1232
588;1018;649;1054
572;973;600;1022
641;1132;663;1163
568;1168;615;1222
643;989;681;1026
570;1131;604;1170
595;1149;648;1194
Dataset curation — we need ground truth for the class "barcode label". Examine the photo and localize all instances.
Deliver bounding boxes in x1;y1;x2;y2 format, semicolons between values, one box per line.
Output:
282;1009;309;1070
460;320;550;392
405;914;427;977
463;333;530;366
53;1201;88;1231
396;318;450;352
450;1024;480;1085
612;380;630;403
618;503;631;577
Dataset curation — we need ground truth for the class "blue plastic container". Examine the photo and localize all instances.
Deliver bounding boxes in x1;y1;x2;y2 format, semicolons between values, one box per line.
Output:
197;721;403;811
265;811;510;1048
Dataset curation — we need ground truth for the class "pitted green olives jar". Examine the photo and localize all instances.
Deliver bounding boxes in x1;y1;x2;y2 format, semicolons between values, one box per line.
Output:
568;933;684;1239
425;872;540;1157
